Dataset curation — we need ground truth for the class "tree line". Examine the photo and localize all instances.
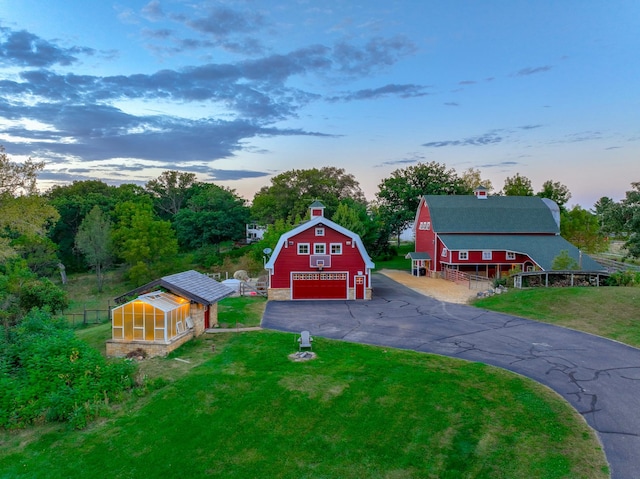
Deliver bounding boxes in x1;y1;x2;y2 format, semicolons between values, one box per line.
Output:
1;147;639;331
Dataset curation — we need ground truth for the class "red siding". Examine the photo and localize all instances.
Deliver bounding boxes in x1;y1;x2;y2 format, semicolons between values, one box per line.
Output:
271;224;368;289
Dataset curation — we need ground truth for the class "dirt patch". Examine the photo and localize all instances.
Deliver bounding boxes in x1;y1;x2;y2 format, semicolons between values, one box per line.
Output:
378;269;480;304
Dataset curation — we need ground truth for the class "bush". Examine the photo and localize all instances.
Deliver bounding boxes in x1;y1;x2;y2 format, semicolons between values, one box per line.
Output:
605;270;638;287
0;308;137;429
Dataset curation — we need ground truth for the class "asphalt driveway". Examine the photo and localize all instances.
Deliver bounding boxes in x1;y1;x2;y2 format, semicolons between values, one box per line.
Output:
262;273;640;479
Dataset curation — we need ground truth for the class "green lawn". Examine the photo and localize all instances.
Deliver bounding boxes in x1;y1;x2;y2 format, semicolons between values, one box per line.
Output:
473;286;640;347
0;331;608;479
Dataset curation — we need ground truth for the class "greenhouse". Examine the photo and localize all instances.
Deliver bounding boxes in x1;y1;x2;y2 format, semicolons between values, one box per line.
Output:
111;291;193;343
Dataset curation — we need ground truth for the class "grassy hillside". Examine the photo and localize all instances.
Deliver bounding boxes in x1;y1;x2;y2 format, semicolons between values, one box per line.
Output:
473;286;640;347
0;331;608;479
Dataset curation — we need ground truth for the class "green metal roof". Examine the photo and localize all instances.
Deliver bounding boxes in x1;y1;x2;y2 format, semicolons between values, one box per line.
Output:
406;252;432;260
438;234;604;271
423;195;559;234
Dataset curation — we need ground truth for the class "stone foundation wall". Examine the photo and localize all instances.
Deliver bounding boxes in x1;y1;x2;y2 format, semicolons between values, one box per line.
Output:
268;288;291;301
106;331;194;358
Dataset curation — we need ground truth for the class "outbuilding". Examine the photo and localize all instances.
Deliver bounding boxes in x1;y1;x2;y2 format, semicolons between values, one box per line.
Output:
264;202;375;300
106;270;233;358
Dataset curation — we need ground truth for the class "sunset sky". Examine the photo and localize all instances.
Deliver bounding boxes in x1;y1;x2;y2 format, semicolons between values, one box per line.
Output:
1;0;638;208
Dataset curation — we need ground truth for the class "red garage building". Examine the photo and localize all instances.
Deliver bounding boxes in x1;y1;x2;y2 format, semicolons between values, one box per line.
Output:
265;202;374;300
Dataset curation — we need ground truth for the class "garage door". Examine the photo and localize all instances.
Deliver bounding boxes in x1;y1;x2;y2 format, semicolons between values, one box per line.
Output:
292;272;348;300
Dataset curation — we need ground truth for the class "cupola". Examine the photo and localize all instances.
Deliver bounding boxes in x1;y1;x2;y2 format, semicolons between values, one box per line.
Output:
309;200;325;217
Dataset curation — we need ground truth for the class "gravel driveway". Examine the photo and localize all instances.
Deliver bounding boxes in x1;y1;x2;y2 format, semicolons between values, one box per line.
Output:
262;273;640;479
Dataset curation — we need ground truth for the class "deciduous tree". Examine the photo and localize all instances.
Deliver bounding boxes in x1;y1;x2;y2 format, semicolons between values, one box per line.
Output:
501;173;533;196
145;170;198;219
376;162;469;245
538;180;571;210
560;206;608;254
75;206;114;292
251;167;365;224
0;148;59;260
173;183;250;250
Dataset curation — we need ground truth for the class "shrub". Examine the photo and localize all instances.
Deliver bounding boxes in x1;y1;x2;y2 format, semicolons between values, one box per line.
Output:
0;308;137;429
605;270;638;287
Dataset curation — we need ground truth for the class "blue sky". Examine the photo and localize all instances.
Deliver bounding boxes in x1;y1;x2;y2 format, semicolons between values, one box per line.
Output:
0;0;638;208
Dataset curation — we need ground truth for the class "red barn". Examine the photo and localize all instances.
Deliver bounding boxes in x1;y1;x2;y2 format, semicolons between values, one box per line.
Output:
411;189;603;279
264;202;374;300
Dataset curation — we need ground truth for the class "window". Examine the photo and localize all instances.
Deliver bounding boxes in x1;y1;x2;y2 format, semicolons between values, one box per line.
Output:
459;251;468;260
482;251;492;260
315;227;325;236
506;251;516;260
331;243;342;255
297;243;309;254
418;221;431;230
441;247;448;257
314;243;326;254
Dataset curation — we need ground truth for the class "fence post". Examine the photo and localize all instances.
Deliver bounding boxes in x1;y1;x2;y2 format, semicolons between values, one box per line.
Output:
83;305;87;325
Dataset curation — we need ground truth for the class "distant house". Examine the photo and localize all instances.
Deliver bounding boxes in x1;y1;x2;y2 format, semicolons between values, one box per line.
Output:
264;201;375;300
411;189;603;278
246;223;266;243
107;270;234;358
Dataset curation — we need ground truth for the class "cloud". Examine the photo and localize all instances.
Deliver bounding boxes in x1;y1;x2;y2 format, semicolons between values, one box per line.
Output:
375;153;426;167
444;102;459;107
328;83;429;102
332;36;416;77
141;0;166;22
514;65;552;76
183;6;267;37
477;161;520;168
518;124;543;130
458;80;475;85
0;27;95;67
422;132;503;148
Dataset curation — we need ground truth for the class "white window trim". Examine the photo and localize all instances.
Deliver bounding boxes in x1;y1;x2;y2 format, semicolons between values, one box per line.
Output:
330;243;342;255
482;251;492;260
459;251;468;260
441;247;448;257
314;243;326;254
297;243;310;255
315;227;325;236
506;251;516;260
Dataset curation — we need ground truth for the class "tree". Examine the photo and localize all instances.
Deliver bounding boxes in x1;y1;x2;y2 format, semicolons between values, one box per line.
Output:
0;148;59;260
460;167;494;193
112;201;179;285
47;180;119;272
332;203;366;238
251;167;366;224
145;170;198;219
560;206;608;254
0;258;68;337
594;196;626;237
173;183;250;250
376;162;469;245
538;180;571;211
501;173;533;196
75;206;114;292
619;182;640;258
0;145;42;196
551;250;580;270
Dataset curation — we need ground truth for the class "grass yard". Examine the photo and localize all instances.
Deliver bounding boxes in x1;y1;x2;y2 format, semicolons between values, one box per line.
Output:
0;331;608;479
217;296;267;328
473;286;640;348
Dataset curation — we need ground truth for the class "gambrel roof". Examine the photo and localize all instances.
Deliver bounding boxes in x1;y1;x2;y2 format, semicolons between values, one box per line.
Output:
115;270;234;305
264;215;375;270
421;195;559;234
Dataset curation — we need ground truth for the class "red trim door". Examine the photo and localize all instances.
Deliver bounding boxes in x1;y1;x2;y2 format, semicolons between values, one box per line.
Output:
355;275;365;299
